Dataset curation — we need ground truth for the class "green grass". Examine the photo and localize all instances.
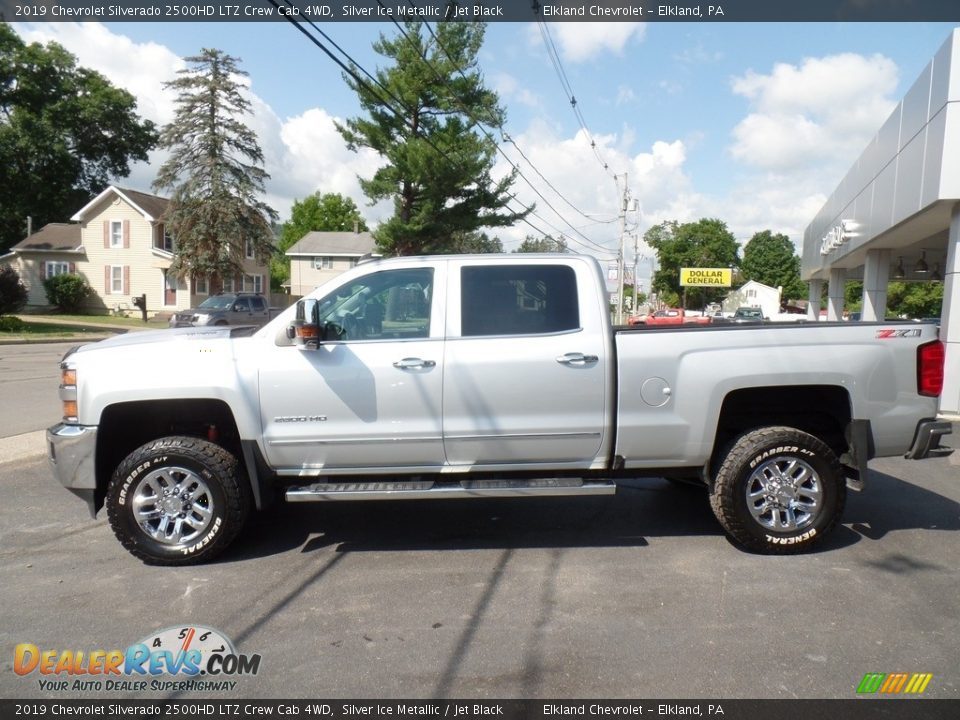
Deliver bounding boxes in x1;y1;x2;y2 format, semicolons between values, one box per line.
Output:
0;320;123;342
17;312;162;328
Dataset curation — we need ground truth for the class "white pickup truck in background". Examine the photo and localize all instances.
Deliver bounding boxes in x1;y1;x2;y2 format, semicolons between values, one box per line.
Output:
47;254;952;564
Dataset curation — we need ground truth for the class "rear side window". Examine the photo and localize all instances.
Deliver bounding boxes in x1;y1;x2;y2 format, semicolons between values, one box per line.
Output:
251;297;267;311
461;265;579;337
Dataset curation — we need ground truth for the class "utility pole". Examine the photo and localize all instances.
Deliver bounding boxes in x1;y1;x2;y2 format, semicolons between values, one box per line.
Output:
631;200;640;312
616;173;629;325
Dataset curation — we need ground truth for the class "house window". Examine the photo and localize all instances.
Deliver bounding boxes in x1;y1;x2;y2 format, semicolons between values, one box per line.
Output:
313;256;333;270
243;274;263;294
222;277;235;293
747;289;757;298
245;239;255;259
110;221;123;248
194;276;208;295
45;261;70;278
111;266;124;294
156;226;174;252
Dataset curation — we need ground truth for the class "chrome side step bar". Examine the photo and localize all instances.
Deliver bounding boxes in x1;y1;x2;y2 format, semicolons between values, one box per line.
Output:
285;478;616;502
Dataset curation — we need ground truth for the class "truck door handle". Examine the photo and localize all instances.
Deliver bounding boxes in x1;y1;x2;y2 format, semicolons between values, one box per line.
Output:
393;357;436;370
556;353;598;365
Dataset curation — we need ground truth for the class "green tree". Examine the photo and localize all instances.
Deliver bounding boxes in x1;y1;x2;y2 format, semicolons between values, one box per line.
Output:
888;281;943;319
449;231;503;253
0;23;157;254
273;192;368;290
337;21;528;256
0;265;28;316
645;218;740;308
740;230;806;301
152;49;276;284
514;234;569;253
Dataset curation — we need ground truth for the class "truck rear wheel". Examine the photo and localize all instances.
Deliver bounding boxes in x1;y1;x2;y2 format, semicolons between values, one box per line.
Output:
709;426;845;553
105;436;249;565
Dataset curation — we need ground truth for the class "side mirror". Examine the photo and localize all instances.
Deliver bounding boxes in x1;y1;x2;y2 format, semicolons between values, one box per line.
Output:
290;298;321;350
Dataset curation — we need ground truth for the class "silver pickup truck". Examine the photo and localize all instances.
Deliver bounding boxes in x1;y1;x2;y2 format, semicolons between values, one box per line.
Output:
47;254;952;564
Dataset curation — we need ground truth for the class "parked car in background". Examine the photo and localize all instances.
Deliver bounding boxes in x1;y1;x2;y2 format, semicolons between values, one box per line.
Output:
169;293;277;328
729;307;767;324
640;308;712;326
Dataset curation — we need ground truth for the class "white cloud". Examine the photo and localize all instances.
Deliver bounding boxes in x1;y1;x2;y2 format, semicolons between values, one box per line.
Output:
491;120;699;259
532;22;647;63
491;72;543;110
729;53;899;172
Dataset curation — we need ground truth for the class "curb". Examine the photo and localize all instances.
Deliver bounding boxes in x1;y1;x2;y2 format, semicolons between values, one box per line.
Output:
0;430;47;464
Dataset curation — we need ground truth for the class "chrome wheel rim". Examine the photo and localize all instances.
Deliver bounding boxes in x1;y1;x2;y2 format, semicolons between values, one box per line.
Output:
746;456;822;531
132;467;214;546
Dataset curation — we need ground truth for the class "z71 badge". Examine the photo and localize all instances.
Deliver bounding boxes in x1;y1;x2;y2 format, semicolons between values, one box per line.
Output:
876;328;922;338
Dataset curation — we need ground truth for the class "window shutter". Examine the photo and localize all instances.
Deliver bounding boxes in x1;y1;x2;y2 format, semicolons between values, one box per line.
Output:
103;221;109;249
40;262;47;281
68;262;76;274
104;267;111;295
123;266;130;295
123;220;130;249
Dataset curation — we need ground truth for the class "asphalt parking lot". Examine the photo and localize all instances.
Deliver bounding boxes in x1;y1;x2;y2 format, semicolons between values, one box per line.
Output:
1;443;958;700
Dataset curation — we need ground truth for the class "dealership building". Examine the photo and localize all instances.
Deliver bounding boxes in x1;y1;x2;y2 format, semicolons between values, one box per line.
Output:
802;27;960;415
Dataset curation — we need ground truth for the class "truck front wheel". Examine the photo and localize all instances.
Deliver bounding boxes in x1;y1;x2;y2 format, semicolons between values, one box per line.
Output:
105;436;249;565
709;427;846;553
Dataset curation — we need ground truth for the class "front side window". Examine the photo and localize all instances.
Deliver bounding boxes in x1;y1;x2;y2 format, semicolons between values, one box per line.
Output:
460;265;579;337
233;297;251;312
315;268;434;342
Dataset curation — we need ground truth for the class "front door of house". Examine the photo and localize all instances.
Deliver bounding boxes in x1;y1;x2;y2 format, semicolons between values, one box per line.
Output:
164;271;177;306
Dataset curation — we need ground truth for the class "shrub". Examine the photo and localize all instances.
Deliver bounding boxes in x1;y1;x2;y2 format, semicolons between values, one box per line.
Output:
0;265;28;316
44;273;91;312
0;315;26;332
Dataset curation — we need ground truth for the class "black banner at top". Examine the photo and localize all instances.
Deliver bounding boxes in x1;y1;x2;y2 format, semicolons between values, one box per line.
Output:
2;0;960;23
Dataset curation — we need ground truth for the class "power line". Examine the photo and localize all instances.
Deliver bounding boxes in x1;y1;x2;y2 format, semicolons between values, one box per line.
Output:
402;11;615;253
531;0;619;183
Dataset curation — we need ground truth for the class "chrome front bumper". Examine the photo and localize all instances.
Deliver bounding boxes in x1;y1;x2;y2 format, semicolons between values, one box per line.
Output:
47;423;98;516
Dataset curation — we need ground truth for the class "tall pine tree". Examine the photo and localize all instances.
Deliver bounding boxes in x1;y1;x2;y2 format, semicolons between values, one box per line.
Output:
153;49;276;284
337;21;527;256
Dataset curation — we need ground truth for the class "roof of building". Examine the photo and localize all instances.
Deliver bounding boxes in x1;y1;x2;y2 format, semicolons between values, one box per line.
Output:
70;185;169;223
286;231;377;257
11;223;83;253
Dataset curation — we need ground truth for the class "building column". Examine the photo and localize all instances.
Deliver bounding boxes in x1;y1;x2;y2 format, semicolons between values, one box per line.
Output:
807;279;823;321
827;268;846;321
861;249;891;321
939;203;960;415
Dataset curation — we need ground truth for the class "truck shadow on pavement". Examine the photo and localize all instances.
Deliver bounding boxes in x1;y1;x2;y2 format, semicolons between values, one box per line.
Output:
223;468;959;562
821;467;960;555
229;479;718;559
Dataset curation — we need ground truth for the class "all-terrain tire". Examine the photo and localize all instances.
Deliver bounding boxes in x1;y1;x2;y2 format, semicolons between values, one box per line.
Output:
709;426;846;553
106;436;250;565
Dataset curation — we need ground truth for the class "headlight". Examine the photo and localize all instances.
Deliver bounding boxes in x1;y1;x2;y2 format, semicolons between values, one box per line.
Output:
59;363;78;422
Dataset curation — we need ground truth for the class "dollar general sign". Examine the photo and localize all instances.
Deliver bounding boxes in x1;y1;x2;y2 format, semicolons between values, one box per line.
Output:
680;268;732;287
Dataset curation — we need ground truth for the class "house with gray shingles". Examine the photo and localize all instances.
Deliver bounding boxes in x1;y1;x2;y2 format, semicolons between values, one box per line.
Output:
285;229;379;297
0;185;270;315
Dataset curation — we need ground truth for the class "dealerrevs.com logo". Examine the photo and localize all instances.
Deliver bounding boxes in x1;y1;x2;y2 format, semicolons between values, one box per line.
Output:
857;672;933;695
14;625;261;693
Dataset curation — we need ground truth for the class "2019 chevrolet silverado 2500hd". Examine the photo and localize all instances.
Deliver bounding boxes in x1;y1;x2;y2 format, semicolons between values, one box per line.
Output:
47;255;952;564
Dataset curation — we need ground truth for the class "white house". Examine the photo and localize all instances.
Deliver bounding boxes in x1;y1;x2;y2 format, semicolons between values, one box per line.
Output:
722;280;781;318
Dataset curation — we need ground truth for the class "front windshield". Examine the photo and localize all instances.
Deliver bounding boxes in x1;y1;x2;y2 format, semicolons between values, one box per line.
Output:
198;296;234;311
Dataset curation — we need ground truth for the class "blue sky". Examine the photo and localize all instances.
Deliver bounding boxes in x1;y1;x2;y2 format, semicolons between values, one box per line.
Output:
12;19;960;276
